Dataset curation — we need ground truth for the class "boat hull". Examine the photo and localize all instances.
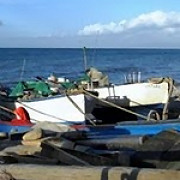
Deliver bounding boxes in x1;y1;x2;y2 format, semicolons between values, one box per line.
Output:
0;123;32;133
94;81;169;107
3;94;86;124
85;119;180;137
85;81;170;124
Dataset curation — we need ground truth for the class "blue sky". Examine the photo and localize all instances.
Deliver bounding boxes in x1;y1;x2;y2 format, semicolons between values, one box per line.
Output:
0;0;180;48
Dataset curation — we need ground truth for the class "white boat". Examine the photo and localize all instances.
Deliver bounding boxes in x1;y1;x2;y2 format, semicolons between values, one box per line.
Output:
16;94;86;124
82;77;173;124
93;80;169;107
1;93;86;124
84;68;171;108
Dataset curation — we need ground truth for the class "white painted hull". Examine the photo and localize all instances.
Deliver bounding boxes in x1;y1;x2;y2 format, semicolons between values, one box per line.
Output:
14;94;85;123
93;82;169;107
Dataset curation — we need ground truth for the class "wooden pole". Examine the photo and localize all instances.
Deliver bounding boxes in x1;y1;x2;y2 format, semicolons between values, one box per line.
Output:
83;46;87;71
0;164;180;180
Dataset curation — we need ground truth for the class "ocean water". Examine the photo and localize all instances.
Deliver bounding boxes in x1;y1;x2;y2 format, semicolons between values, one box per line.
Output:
0;48;180;87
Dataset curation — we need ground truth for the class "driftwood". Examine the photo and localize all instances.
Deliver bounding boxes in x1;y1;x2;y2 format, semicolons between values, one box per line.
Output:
75;135;148;150
41;139;118;166
1;127;180;180
9;154;58;165
158;140;180;169
132;130;180;168
0;154;58;165
41;140;90;165
0;164;180;180
40;137;133;166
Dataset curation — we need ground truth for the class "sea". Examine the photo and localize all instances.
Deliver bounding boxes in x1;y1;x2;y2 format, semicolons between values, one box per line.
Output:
0;48;180;88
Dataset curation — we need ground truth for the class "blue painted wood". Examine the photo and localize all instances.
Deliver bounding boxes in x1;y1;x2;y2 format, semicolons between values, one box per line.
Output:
0;123;32;133
86;119;180;137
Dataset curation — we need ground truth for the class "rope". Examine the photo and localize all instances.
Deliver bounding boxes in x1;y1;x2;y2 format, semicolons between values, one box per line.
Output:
0;105;15;114
65;93;96;126
82;89;151;121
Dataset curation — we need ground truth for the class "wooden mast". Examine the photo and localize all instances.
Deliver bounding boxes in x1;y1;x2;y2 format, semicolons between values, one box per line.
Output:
83;46;87;71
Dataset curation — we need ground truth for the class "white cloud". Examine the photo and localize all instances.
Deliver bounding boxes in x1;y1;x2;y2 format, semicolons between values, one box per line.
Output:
78;11;180;35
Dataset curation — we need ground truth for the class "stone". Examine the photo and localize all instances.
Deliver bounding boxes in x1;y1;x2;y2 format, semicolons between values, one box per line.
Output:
23;128;42;141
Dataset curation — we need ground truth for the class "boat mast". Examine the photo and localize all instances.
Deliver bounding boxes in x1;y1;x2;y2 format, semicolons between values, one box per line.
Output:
83;46;87;71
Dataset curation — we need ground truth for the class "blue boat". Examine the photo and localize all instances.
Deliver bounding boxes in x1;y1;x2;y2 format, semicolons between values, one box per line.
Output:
0;106;33;134
115;119;180;135
0;123;32;133
74;119;180;138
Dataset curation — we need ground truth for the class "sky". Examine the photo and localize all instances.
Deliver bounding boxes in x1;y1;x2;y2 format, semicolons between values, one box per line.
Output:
0;0;180;48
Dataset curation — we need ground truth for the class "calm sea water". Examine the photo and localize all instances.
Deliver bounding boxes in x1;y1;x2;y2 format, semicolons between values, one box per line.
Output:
0;48;180;87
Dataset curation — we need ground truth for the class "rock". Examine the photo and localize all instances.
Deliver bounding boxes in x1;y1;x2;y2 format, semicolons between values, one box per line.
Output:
21;139;43;147
23;128;42;141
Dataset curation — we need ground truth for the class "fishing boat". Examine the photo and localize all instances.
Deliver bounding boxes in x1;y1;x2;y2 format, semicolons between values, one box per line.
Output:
0;73;176;125
0;79;90;124
82;70;175;124
0;93;87;124
78;48;178;123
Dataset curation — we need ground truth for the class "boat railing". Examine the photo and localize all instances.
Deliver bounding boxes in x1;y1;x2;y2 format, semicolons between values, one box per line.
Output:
124;72;142;84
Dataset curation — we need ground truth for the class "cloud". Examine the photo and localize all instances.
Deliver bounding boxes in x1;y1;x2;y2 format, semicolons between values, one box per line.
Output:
78;11;180;35
0;20;3;26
